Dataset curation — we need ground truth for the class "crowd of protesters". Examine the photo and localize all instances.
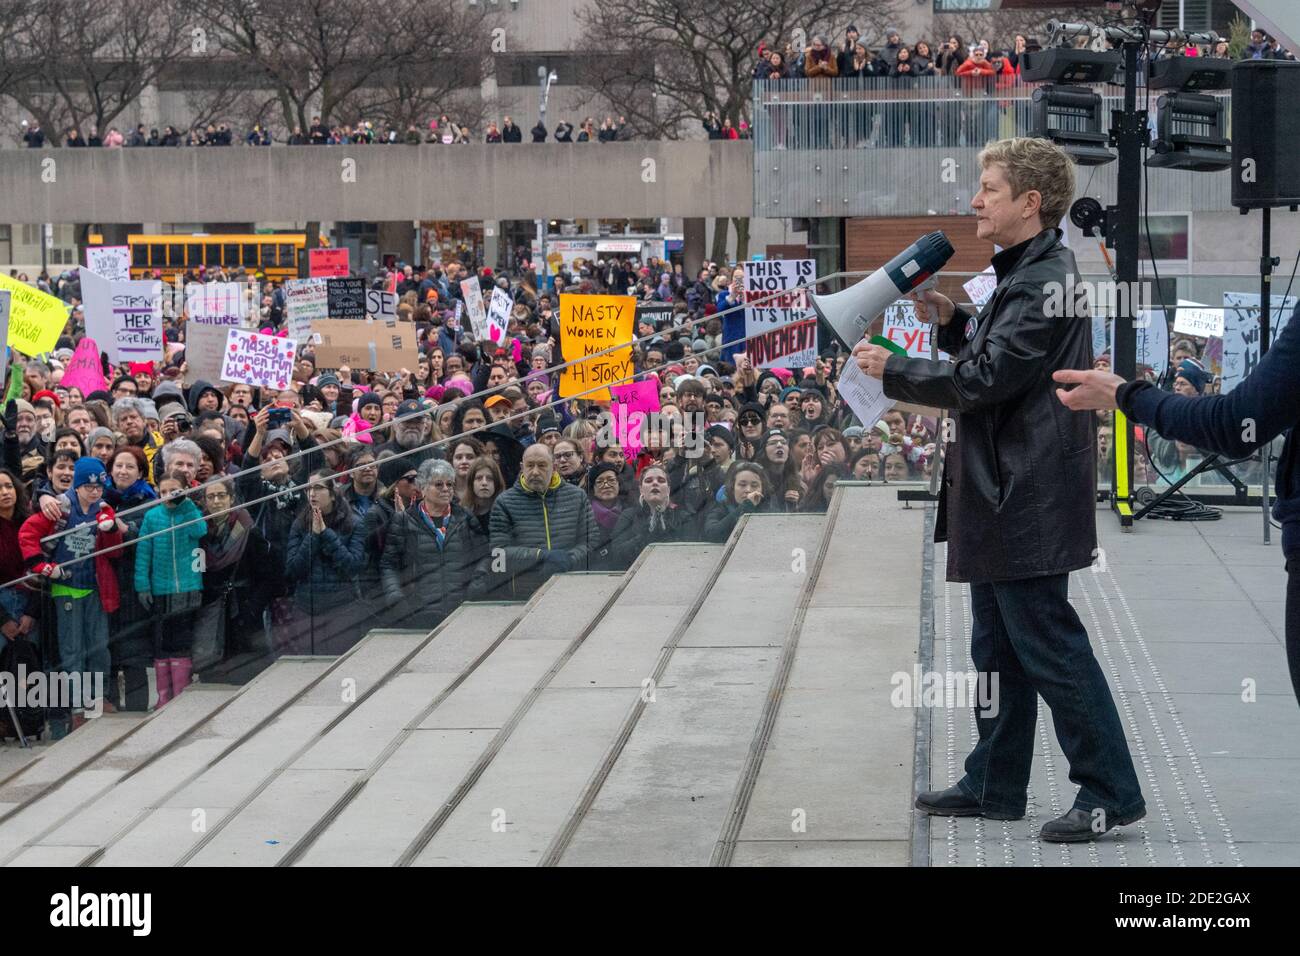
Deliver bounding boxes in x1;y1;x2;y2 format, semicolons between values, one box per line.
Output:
14;113;638;150
1;255;947;740
0;237;1253;740
751;24;1295;149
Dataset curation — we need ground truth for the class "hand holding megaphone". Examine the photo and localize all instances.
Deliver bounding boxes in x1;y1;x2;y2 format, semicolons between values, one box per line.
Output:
907;282;955;327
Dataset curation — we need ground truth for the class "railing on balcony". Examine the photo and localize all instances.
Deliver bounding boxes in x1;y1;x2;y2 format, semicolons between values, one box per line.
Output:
751;77;1233;219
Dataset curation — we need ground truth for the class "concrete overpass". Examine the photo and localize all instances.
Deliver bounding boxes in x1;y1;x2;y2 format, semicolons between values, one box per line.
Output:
0;142;754;224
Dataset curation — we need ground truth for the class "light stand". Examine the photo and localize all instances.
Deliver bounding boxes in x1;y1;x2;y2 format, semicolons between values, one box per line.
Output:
1039;17;1221;530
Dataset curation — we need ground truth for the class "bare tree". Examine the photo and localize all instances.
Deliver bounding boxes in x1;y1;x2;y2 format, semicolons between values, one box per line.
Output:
933;5;1098;52
10;0;187;140
574;0;904;262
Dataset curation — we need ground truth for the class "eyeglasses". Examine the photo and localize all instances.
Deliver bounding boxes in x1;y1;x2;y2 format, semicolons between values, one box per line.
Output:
400;473;418;482
206;491;231;501
740;416;761;425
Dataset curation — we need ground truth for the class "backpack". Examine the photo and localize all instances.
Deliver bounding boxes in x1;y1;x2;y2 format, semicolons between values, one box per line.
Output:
0;638;45;741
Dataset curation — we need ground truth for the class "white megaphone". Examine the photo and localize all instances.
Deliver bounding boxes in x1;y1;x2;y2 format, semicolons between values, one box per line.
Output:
810;231;955;349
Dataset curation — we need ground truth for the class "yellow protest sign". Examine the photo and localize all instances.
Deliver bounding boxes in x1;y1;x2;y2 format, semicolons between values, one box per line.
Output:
558;295;635;401
0;273;69;357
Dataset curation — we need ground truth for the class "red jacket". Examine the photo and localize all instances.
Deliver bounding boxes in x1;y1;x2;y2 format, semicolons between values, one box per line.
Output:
18;510;124;614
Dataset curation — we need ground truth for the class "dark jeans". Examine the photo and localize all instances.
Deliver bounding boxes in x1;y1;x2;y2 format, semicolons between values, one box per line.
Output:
957;573;1145;818
1287;560;1300;707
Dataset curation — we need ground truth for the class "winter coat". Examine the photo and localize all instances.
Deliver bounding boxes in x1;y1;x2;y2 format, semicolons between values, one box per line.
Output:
602;502;692;570
380;504;486;628
881;227;1096;584
134;498;207;596
285;511;365;610
701;496;777;543
18;496;124;613
486;472;597;599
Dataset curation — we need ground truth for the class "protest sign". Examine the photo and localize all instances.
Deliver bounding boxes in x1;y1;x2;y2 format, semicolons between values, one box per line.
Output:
487;288;512;343
1091;315;1109;360
557;295;635;400
85;246;131;282
609;380;662;462
1171;299;1225;339
0;274;67;357
963;267;998;309
326;278;366;319
882;301;950;360
460;278;488;339
284;278;328;344
311;319;416;371
0;291;9;363
743;258;817;368
187;283;248;383
1221;291;1296;393
221;328;297;390
365;288;397;324
60;337;107;395
449;300;463;332
185;282;246;324
81;268;163;363
1116;309;1170;379
309;248;349;278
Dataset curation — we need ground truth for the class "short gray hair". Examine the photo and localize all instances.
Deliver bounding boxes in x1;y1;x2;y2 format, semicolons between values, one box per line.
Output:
163;438;201;470
415;458;455;489
112;397;146;422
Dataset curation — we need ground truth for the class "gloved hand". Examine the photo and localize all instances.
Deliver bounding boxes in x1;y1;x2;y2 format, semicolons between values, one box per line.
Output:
3;399;16;438
542;549;574;573
96;503;118;532
33;561;62;580
137;591;153;610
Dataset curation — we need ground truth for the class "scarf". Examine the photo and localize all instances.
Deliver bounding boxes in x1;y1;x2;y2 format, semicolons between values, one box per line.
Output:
591;499;623;532
204;508;253;574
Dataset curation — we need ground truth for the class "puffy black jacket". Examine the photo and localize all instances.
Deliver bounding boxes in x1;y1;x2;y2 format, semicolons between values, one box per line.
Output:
380;504;487;629
486;473;597;599
881;227;1096;583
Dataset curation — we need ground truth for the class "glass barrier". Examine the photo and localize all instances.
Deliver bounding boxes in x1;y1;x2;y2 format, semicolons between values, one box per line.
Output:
1;265;1282;741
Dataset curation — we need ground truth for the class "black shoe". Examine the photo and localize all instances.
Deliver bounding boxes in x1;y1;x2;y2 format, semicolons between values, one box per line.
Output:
1040;806;1146;843
915;785;1023;821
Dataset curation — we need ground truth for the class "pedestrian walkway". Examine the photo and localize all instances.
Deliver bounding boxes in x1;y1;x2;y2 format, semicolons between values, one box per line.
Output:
925;509;1297;866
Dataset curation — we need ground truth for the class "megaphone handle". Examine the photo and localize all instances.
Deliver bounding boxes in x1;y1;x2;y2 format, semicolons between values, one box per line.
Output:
916;275;939;324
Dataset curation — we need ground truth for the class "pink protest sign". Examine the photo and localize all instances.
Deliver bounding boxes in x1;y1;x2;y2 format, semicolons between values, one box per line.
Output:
60;337;106;395
220;328;297;390
608;379;661;461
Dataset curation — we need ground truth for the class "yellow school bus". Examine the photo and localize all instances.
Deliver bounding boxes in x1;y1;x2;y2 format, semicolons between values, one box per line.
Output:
126;233;329;282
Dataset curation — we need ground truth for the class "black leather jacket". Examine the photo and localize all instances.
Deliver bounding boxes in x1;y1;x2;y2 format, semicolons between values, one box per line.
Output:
882;228;1097;583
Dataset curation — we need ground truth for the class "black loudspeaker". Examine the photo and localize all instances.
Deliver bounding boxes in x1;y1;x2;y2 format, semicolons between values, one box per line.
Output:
1231;60;1300;209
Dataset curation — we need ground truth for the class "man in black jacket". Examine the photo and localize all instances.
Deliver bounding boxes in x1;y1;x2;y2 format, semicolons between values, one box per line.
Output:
855;137;1145;842
1054;304;1300;709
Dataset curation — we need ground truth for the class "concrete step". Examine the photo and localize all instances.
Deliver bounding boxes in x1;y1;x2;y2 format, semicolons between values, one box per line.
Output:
0;712;147;863
550;514;828;867
291;576;630;868
0;687;236;864
728;484;925;866
413;544;727;866
86;649;374;867
110;627;438;868
18;660;330;867
188;601;535;866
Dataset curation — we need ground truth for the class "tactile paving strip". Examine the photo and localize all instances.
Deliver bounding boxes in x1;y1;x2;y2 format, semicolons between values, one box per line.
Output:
928;544;1242;867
